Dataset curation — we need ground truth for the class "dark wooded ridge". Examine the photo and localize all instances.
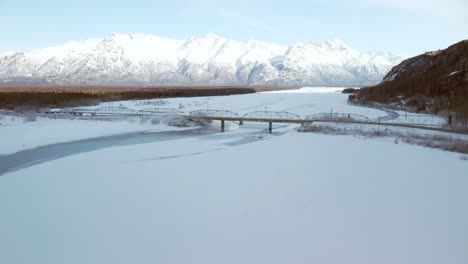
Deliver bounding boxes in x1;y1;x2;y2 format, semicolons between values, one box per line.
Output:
0;86;296;109
351;40;468;123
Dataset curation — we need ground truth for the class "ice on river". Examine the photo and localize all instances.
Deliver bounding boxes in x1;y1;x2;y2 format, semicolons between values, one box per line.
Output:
0;87;383;155
0;87;467;264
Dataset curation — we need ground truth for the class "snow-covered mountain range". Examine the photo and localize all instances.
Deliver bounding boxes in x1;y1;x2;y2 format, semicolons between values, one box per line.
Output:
0;33;404;86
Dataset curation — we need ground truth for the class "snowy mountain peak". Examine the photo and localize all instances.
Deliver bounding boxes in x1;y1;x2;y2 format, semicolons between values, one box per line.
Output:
291;39;349;51
245;39;260;48
27;38;102;63
186;33;226;45
0;33;405;86
203;32;223;39
324;39;347;49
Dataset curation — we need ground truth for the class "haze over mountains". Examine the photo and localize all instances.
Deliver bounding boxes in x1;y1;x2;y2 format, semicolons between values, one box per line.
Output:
0;33;404;86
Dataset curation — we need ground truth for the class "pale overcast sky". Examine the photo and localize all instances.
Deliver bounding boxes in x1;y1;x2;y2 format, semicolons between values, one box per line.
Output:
1;0;467;56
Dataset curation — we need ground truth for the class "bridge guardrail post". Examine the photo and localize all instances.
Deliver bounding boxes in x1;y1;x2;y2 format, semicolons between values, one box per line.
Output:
378;117;381;136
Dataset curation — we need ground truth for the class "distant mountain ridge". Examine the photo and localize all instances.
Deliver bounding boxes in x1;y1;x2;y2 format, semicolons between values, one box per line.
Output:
0;33;404;86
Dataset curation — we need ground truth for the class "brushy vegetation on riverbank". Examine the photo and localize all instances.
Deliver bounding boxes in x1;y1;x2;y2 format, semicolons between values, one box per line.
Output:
299;123;468;155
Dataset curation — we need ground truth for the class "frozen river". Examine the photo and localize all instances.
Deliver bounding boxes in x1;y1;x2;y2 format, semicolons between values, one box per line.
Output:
0;87;387;155
0;128;213;176
1;88;468;264
0;123;288;176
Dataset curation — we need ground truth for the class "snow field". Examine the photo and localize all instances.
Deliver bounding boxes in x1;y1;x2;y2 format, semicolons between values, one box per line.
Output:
0;129;467;264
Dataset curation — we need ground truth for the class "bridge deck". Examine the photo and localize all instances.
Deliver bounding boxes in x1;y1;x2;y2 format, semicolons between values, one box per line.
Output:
186;115;468;135
185;115;307;124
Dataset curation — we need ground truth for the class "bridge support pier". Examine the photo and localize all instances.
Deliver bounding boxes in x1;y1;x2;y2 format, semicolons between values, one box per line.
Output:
239;120;243;125
269;122;272;133
221;119;225;132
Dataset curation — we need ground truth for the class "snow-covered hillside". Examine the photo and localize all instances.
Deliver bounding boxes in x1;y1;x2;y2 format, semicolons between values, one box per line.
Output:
0;33;404;86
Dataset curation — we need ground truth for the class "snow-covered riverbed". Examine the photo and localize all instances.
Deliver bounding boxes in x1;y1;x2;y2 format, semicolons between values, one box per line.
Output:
0;87;384;155
1;87;467;264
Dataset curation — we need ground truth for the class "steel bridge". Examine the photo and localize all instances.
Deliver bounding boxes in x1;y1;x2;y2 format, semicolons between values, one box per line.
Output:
185;109;452;134
45;106;184;117
41;107;462;134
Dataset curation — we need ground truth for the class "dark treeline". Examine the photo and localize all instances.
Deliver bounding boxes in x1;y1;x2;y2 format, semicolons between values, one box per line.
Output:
0;86;290;109
351;40;468;126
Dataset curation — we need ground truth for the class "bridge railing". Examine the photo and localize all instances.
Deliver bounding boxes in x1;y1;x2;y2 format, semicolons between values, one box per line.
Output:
67;108;94;113
243;111;302;120
306;113;372;122
378;114;447;128
93;106;139;116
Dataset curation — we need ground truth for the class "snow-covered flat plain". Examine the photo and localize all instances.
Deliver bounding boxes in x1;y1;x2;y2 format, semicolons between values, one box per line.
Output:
1;87;467;264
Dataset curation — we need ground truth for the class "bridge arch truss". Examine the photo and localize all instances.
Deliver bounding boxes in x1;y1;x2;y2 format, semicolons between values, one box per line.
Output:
243;111;302;121
140;108;184;116
188;109;239;118
305;112;372;122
